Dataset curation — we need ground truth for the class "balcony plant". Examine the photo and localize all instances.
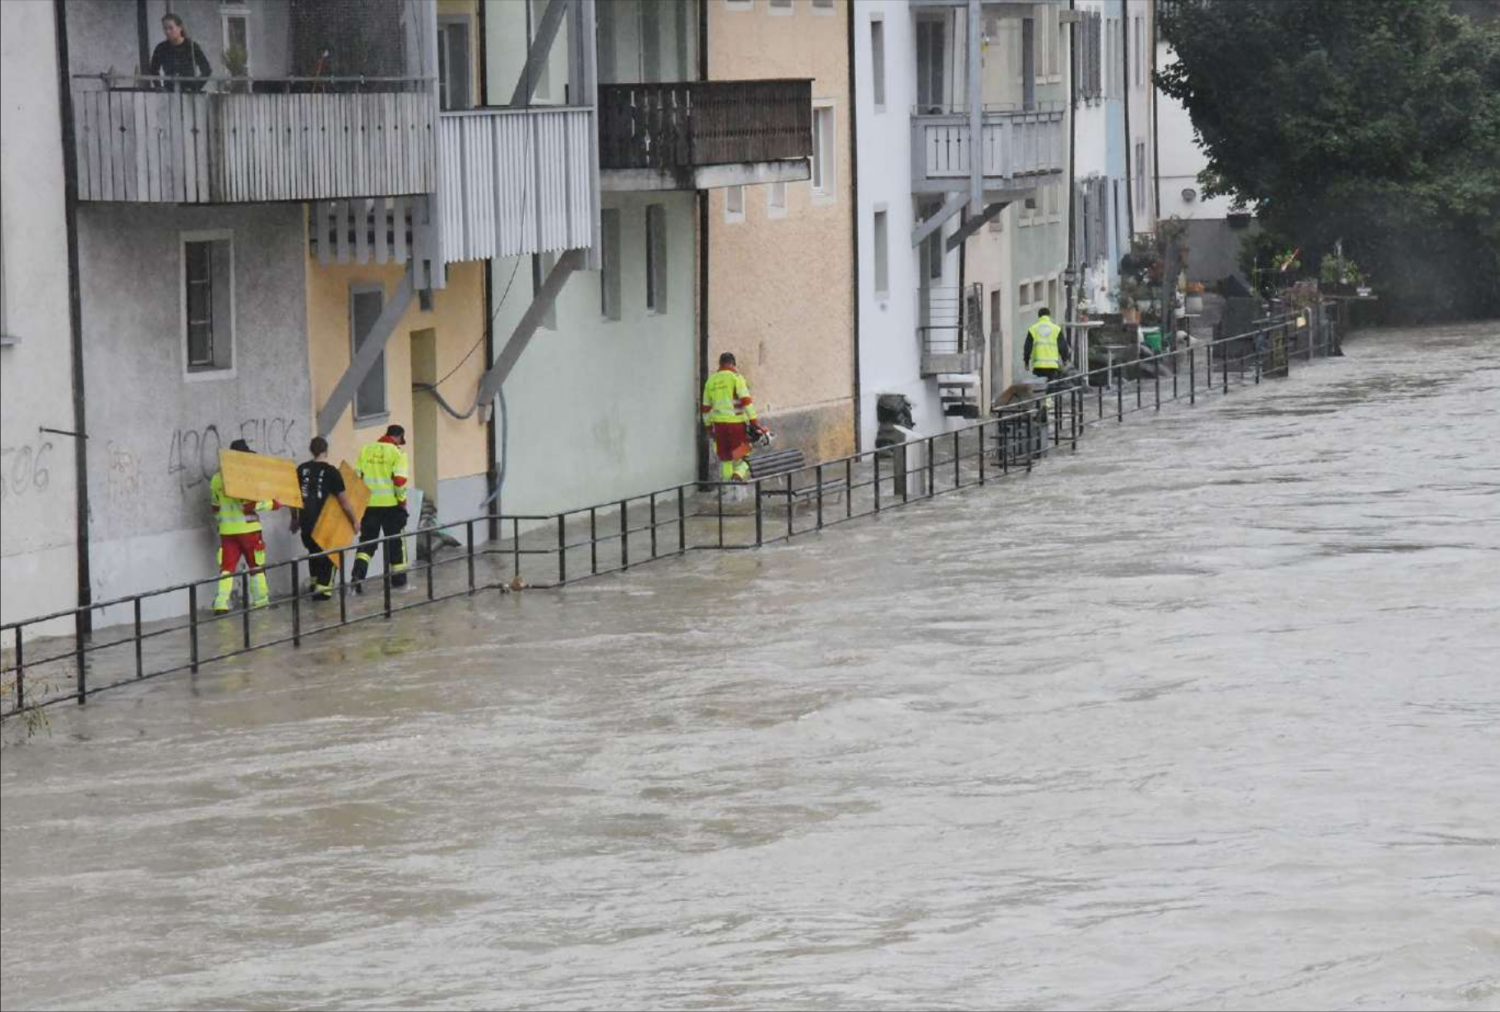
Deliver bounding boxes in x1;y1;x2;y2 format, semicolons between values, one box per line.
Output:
222;45;249;93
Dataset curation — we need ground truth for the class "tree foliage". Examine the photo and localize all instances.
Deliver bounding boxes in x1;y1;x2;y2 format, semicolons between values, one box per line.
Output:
1159;0;1500;320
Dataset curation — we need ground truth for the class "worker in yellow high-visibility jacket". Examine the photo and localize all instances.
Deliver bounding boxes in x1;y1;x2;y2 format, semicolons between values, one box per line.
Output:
701;352;767;482
1023;307;1071;381
351;424;410;593
209;438;281;613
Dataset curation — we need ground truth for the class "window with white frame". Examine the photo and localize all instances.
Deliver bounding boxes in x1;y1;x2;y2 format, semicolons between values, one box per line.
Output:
725;0;753;10
437;17;472;110
1033;4;1055;81
350;284;386;420
767;181;787;218
872;207;889;297
222;8;250;78
768;0;793;12
645;203;667;313
725;185;745;223
182;232;235;376
811;103;836;200
812;0;835;14
600;208;621;321
870;16;886;111
1134;15;1144;88
1021;193;1037;226
1019;281;1032;307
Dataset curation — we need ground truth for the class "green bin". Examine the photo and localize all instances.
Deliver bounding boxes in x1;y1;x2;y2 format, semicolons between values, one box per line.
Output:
1141;327;1163;352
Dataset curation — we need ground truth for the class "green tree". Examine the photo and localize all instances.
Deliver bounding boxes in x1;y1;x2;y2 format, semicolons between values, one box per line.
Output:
1158;0;1500;321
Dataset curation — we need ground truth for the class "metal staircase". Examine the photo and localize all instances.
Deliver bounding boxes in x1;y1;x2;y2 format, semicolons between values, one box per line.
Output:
921;284;985;418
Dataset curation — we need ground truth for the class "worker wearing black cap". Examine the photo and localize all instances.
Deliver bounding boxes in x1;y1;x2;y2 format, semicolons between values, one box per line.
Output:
351;424;410;592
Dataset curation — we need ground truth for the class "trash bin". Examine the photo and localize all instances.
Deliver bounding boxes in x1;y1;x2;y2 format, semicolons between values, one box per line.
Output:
1141;327;1163;353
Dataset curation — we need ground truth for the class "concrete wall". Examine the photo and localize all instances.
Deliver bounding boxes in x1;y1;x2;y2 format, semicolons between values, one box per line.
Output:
306;258;490;531
706;0;856;461
1;0;81;631
853;0;961;449
74;204;310;621
488;191;698;517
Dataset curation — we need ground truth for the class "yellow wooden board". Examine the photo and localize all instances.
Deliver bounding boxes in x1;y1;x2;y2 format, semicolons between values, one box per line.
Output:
219;449;303;508
310;461;370;552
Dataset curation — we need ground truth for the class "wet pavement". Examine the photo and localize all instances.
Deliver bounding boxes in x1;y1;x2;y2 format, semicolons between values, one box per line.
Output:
2;322;1498;1010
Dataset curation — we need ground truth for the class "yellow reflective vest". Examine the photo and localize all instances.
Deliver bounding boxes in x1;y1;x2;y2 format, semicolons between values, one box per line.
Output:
209;472;272;535
1028;316;1063;371
701;368;758;426
357;439;409;507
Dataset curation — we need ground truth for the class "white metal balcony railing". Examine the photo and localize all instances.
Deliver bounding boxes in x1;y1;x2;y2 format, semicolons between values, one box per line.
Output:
438;107;595;263
912;105;1066;187
71;76;435;204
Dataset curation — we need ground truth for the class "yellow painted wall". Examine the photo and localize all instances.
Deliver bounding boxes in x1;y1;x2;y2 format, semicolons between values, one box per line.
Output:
706;0;857;460
305;252;489;500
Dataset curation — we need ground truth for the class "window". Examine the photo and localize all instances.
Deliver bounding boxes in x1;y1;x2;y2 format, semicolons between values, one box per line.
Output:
645;204;667;313
989;290;1002;336
725;0;753;10
812;0;835;13
1034;4;1053;81
916;18;945;110
437;17;472;110
642;0;662;82
1021;194;1037;226
1135;142;1146;211
872;207;889;297
768;0;793;13
811;104;836;200
1019;282;1031;307
529;0;551;100
1134;16;1144;88
725;184;745;223
350;285;387;420
600;209;621;320
767;181;787;218
870;16;886;111
182;232;234;376
221;10;250;77
1048;278;1060;314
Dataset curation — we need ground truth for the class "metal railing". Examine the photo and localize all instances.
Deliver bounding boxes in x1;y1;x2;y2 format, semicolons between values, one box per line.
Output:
1;305;1343;720
598;79;813;171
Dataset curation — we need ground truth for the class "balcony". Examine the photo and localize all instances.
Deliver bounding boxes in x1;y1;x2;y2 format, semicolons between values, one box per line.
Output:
438;107;596;263
70;76;435;204
598;79;812;191
912;104;1066;197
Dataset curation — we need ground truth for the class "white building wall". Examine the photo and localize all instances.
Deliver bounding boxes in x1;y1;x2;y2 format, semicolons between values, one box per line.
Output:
488;191;697;517
1;0;80;631
853;0;965;448
1154;45;1232;223
1073;0;1115;313
1124;0;1157;236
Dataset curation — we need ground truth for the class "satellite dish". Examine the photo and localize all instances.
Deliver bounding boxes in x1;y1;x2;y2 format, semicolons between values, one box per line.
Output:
1181;188;1198;203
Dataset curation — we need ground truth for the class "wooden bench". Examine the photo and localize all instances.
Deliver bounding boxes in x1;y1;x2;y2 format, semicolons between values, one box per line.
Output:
749;447;848;507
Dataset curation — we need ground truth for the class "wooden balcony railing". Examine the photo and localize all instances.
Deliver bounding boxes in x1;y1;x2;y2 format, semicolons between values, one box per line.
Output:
912;105;1066;192
598;79;812;171
70;76;434;204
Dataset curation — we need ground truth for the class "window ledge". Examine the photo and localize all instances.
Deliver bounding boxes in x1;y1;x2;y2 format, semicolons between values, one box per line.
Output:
354;411;391;430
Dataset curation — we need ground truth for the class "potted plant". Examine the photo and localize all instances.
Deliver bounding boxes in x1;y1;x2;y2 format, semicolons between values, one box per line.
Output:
1185;280;1206;314
222;44;249;93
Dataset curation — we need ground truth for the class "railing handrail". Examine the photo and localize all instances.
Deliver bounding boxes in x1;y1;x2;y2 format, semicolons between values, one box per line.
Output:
0;310;1318;637
72;73;435;84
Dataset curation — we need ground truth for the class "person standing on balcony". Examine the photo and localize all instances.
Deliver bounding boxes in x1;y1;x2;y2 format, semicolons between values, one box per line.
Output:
701;352;768;483
290;437;360;602
351;425;411;594
149;13;212;93
1024;307;1071;383
209;439;281;614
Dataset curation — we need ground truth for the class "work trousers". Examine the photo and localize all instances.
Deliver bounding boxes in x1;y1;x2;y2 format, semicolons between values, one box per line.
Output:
214;532;268;611
352;504;408;587
300;527;339;597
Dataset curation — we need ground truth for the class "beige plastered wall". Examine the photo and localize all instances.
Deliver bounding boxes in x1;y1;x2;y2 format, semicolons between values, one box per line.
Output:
305;251;489;504
705;0;856;460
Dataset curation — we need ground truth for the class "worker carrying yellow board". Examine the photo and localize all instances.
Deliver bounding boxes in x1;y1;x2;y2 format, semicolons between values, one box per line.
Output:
208;438;282;613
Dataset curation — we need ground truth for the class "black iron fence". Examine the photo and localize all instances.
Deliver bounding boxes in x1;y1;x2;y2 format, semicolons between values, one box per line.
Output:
2;306;1342;720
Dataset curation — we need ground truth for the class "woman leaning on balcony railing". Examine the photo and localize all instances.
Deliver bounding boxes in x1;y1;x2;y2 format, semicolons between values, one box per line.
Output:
148;13;212;93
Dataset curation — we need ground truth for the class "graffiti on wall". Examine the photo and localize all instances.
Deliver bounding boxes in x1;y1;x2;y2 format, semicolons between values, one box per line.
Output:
167;417;299;491
0;439;54;503
105;441;141;503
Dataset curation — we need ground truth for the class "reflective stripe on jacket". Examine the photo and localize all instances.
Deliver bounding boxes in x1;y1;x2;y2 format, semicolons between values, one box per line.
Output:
209;472;271;535
1028;317;1063;371
357;439;409;507
701;368;758;426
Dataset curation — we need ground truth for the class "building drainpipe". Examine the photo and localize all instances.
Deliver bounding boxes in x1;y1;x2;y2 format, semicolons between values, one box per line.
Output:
1122;0;1135;240
1065;0;1078;329
55;0;93;633
846;0;861;452
696;0;711;484
1150;6;1161;226
478;0;499;542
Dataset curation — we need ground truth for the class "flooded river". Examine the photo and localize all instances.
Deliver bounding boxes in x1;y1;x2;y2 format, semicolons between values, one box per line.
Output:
3;323;1498;1010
